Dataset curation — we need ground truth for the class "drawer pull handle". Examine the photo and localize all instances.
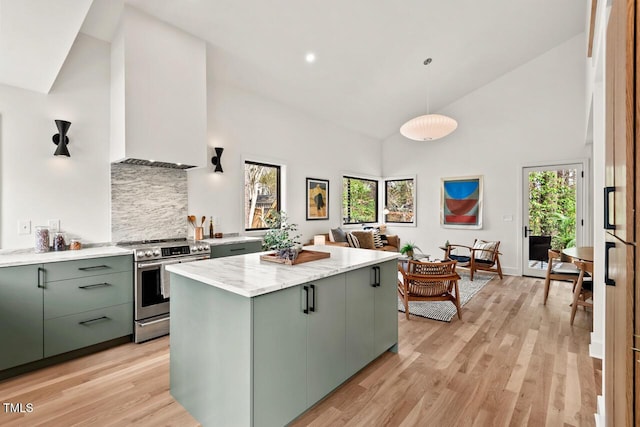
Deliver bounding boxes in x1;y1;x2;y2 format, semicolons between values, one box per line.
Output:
78;282;111;290
78;265;110;271
37;267;46;289
78;316;110;325
229;247;245;252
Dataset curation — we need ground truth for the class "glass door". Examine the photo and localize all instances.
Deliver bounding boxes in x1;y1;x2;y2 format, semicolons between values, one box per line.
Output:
522;163;583;277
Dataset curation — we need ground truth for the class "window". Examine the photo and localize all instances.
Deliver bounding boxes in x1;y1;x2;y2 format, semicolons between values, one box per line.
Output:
342;176;378;224
384;178;415;224
244;161;281;230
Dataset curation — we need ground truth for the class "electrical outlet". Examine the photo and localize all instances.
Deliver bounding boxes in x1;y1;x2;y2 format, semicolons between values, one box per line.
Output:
48;219;60;232
18;220;31;235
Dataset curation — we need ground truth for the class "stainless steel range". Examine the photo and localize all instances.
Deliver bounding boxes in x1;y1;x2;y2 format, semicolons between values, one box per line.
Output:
119;238;210;343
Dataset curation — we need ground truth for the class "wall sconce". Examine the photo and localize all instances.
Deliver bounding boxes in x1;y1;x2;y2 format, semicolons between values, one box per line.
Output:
52;120;71;157
211;147;224;173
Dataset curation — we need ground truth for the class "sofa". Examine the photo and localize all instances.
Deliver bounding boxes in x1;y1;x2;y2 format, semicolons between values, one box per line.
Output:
311;231;399;252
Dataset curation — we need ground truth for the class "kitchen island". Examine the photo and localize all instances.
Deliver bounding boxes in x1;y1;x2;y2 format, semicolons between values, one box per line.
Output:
166;245;400;427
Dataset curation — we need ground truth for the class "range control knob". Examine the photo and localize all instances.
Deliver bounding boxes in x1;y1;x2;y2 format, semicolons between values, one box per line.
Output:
191;246;198;252
199;245;207;251
136;251;145;258
152;249;160;257
145;250;152;257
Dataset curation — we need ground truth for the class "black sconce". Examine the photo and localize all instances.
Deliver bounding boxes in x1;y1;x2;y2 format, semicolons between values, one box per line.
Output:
52;120;71;157
211;147;224;173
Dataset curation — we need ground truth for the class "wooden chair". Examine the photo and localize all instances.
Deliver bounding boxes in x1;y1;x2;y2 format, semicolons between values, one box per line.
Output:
397;260;462;320
442;240;503;281
570;260;593;326
543;249;580;305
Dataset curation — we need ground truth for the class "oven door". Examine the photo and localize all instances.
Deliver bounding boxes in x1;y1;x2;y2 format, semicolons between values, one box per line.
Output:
135;255;209;321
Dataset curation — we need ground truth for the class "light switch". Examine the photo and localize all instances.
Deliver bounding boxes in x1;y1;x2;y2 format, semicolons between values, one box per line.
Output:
502;215;513;222
48;219;60;232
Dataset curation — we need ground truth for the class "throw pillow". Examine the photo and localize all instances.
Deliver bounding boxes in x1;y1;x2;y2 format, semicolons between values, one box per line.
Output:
372;228;384;248
352;231;375;249
346;232;360;248
380;234;389;245
330;227;347;243
473;240;498;262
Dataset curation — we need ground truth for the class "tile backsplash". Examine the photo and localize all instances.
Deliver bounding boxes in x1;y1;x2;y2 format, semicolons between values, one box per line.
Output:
111;163;188;242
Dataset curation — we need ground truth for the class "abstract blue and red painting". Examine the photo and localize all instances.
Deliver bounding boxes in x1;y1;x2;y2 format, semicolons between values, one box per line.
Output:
441;176;483;228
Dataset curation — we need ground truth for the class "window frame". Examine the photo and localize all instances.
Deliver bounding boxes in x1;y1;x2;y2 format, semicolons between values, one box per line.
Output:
341;174;380;226
383;175;417;227
243;159;283;232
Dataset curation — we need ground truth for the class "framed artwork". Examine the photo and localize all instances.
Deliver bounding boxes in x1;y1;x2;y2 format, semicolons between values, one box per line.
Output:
440;175;483;229
306;178;329;220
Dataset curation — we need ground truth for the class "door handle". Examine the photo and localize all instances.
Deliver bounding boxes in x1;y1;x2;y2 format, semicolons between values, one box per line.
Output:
303;285;309;314
605;241;615;286
37;267;45;288
78;282;111;290
78;264;110;271
604;187;616;230
309;284;316;312
523;226;529;238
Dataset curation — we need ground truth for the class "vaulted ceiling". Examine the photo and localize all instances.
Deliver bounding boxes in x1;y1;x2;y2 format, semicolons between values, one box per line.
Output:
1;0;587;140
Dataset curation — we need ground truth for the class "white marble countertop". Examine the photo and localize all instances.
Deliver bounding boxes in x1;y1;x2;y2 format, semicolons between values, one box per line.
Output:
200;236;262;246
0;246;133;268
166;245;400;297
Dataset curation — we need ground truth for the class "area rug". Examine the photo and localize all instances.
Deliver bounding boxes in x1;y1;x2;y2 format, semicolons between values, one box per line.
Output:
397;271;495;322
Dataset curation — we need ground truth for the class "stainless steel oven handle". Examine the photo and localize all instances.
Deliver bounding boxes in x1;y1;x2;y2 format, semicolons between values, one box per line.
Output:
138;316;170;327
137;256;209;269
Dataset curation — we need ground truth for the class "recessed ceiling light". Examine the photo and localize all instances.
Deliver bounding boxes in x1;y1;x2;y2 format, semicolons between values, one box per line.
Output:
305;52;316;63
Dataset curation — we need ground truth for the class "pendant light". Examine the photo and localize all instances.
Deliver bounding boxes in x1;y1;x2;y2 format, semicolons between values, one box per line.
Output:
400;58;457;141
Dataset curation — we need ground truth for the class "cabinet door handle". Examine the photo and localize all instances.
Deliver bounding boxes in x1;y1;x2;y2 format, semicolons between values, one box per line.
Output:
376;266;381;287
604;187;616;230
303;286;309;314
78;282;111;290
372;266;380;287
78;265;110;271
78;316;110;325
605;241;616;286
309;284;316;312
37;267;45;288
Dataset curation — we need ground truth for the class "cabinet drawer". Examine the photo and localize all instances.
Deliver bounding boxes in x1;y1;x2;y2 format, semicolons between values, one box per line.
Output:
210;241;262;258
44;303;133;357
44;255;132;282
44;271;133;320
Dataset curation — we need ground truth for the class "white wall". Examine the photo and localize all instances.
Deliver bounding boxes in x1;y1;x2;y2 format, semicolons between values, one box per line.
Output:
187;53;382;242
381;34;588;275
0;34;112;249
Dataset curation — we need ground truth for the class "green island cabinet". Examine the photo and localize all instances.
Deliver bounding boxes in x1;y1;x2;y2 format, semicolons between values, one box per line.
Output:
209;241;262;258
0;255;133;372
169;259;398;427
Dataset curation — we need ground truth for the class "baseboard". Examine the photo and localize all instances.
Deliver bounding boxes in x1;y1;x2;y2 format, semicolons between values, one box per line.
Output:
594;395;605;427
589;334;603;360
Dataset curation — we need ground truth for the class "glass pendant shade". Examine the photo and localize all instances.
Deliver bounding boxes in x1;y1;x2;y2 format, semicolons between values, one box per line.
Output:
400;113;458;141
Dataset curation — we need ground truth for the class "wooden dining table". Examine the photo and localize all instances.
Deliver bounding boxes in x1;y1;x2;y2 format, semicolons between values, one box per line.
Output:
561;246;594;263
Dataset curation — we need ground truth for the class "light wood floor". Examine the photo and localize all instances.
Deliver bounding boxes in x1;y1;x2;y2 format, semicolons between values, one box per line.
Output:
0;275;600;426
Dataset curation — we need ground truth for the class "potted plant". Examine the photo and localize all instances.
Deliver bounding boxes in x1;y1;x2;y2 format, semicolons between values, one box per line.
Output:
261;211;302;261
400;242;421;259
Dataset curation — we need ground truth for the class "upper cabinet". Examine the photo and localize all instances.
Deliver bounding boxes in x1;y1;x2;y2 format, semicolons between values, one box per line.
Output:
110;6;207;168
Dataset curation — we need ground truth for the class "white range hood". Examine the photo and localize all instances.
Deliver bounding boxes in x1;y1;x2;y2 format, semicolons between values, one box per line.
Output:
110;6;207;168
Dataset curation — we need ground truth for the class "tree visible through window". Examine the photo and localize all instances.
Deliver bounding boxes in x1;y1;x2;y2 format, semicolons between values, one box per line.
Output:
245;161;280;230
342;176;378;224
385;178;415;223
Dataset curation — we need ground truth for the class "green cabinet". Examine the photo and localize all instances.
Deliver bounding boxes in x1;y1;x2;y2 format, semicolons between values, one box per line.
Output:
0;265;44;371
253;285;307;427
210;241;262;258
0;254;133;373
170;260;397;427
253;274;347;426
345;260;399;373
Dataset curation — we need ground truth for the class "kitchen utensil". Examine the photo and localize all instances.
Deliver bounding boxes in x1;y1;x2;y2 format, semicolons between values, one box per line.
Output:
201;216;206;227
188;215;196;228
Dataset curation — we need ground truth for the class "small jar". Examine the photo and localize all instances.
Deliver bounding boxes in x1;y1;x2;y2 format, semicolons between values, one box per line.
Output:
53;232;67;251
34;226;50;253
69;239;82;250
